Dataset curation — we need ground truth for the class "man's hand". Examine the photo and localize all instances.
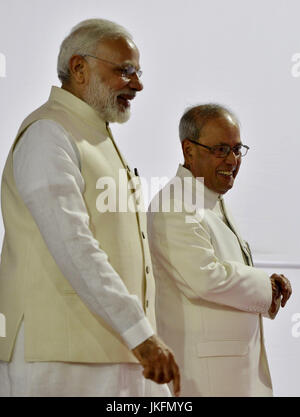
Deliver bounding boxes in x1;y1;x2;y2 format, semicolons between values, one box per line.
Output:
268;274;292;317
132;335;180;396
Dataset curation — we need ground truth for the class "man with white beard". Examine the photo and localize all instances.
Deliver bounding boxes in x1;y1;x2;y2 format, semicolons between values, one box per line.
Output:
0;19;180;397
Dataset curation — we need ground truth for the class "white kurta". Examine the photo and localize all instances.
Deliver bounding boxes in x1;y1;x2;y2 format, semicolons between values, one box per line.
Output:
147;164;274;397
0;119;170;397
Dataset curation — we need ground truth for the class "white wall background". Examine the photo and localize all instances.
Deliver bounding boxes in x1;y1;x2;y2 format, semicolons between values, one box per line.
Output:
0;0;299;396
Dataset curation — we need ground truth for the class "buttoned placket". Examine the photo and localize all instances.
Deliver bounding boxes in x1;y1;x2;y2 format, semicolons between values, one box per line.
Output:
105;124;151;313
218;196;268;322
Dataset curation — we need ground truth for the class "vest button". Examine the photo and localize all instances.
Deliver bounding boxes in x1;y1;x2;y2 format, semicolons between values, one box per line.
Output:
146;266;150;274
142;232;145;239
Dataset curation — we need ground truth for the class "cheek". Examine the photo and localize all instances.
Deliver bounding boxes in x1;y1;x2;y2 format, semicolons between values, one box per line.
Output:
234;159;242;176
196;161;212;179
111;78;130;92
213;160;223;174
99;72;128;92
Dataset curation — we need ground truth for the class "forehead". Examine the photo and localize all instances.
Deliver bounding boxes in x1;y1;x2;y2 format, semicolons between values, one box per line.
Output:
95;37;140;66
199;115;240;146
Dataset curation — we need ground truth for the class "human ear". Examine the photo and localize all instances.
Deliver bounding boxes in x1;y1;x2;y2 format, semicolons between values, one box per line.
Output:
68;55;88;85
182;139;194;161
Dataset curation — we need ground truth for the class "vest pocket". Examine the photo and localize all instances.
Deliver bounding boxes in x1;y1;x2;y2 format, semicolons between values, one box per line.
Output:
197;340;249;357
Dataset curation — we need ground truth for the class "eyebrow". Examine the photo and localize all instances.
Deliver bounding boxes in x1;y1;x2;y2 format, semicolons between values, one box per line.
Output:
120;60;140;70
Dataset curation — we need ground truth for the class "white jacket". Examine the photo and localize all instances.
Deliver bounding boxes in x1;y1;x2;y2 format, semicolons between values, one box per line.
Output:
147;164;273;397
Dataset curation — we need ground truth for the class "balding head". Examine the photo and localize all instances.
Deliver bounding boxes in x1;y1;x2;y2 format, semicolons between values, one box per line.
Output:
179;103;239;144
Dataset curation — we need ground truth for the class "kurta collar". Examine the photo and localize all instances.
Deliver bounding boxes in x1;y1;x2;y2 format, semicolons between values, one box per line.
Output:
176;164;221;210
48;86;108;135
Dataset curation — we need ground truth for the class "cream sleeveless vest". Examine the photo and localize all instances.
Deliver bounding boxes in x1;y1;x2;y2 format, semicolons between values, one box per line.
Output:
0;87;156;363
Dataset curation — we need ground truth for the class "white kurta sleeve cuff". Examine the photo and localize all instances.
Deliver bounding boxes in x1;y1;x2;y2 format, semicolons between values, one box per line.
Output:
121;317;154;350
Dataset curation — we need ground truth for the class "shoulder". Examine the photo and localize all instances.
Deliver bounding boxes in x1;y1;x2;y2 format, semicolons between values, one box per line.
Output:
14;119;80;168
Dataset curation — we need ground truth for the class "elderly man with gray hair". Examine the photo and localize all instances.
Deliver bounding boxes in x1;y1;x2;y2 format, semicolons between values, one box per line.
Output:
147;103;292;396
0;19;179;397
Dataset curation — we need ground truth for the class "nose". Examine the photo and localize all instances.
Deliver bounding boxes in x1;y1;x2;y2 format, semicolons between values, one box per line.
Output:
225;149;239;165
128;73;143;92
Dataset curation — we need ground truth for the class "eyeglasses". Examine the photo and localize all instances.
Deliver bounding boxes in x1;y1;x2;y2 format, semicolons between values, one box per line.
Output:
81;54;143;79
187;139;249;157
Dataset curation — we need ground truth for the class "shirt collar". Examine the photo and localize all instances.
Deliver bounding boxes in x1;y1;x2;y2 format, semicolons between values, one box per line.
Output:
48;86;108;135
176;164;221;209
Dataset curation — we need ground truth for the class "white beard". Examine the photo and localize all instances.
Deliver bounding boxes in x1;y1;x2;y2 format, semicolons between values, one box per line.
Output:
83;72;131;124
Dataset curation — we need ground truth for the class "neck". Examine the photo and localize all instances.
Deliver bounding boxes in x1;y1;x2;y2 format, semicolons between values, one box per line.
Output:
61;83;85;102
183;162;191;171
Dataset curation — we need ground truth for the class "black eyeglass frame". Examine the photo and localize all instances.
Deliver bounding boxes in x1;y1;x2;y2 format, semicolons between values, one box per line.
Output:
187;138;250;157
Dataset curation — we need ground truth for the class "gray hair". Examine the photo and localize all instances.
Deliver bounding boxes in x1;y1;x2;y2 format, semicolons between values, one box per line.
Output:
57;19;133;83
179;103;239;143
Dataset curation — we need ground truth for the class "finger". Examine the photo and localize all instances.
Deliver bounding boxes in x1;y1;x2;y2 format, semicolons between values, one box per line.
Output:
158;371;168;384
171;361;181;397
281;291;292;307
285;279;292;298
153;362;165;384
270;301;276;314
280;275;291;289
281;287;291;307
143;366;155;381
161;355;174;384
280;285;289;307
279;277;292;307
285;284;292;300
281;294;287;307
